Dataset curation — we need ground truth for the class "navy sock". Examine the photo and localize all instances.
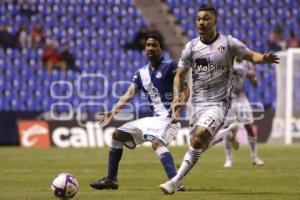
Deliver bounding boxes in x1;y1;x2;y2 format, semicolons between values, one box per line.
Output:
107;148;123;181
159;152;177;179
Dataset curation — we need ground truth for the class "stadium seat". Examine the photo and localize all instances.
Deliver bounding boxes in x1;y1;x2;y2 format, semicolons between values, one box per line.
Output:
2;0;295;112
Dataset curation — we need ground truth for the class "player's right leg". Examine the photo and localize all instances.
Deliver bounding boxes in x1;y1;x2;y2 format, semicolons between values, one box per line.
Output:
159;102;230;194
90;117;157;190
159;126;210;194
245;124;264;166
237;94;264;166
90;130;132;190
224;136;233;168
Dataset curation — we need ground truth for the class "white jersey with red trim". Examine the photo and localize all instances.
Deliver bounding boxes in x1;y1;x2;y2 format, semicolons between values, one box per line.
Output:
231;60;254;95
178;34;250;104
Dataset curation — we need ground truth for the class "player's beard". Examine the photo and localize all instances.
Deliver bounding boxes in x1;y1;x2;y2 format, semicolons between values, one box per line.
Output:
147;51;159;60
198;27;206;35
199;27;216;42
147;54;156;61
148;55;161;67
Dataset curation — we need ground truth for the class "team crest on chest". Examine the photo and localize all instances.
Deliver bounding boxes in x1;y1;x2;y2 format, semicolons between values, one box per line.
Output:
156;71;162;78
217;46;225;53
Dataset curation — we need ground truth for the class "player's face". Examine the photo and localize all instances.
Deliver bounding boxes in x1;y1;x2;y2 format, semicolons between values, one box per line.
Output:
195;11;216;35
145;38;162;59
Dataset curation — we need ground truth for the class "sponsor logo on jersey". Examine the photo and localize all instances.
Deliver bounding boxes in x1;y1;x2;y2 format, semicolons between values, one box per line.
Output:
18;120;50;148
194;58;225;73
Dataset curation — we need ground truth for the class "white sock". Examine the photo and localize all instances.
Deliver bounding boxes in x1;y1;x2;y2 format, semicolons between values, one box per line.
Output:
209;127;233;148
110;139;123;149
172;146;202;183
154;146;169;156
247;135;257;159
224;136;233;161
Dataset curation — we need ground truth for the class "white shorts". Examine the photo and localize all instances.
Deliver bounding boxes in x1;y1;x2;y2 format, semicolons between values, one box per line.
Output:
116;116;180;149
190;100;231;137
225;93;254;126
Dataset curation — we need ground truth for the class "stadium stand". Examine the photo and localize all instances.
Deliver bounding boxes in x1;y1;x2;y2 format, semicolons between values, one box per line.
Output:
0;0;149;112
0;0;299;112
163;0;299;108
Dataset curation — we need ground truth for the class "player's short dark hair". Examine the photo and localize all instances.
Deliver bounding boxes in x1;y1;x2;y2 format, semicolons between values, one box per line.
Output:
198;4;217;17
145;31;164;49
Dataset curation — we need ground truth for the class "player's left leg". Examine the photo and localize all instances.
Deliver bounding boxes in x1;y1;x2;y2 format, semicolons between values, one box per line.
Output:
152;140;177;180
219;123;240;168
209;123;240;149
245;124;264;166
152;139;185;191
159;126;210;194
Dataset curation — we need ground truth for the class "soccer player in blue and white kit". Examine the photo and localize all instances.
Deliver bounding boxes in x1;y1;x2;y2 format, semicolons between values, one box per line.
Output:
90;32;189;190
159;4;279;194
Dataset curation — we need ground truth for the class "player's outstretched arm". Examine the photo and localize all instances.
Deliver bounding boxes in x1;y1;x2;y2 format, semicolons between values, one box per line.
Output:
243;51;279;64
98;83;138;127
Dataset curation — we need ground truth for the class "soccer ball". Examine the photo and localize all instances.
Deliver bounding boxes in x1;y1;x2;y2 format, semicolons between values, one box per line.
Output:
51;173;78;199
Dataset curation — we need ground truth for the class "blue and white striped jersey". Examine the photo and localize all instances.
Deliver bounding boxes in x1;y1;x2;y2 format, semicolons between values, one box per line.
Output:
132;56;177;117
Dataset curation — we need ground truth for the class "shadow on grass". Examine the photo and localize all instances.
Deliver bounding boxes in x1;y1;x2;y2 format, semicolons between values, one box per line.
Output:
225;191;300;196
183;188;300;196
119;186;300;197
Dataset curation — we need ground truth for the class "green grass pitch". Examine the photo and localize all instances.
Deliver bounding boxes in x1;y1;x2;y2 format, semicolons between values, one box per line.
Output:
1;144;300;200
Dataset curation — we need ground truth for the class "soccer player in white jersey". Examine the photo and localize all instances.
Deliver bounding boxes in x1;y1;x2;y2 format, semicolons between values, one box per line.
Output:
90;32;189;191
159;4;279;194
223;58;264;168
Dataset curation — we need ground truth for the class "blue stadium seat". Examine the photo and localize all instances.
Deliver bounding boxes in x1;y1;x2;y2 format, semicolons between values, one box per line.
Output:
2;0;292;111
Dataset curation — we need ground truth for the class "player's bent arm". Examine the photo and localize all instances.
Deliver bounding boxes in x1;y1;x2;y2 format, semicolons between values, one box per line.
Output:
243;50;279;64
173;67;190;103
111;83;138;115
247;69;258;88
172;70;190;123
174;84;190;114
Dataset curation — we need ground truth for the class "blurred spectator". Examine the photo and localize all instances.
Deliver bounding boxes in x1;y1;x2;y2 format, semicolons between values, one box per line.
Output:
0;25;15;49
42;41;66;73
287;30;299;48
267;26;286;52
124;26;148;51
19;2;38;18
14;25;32;49
31;24;45;49
59;43;81;72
